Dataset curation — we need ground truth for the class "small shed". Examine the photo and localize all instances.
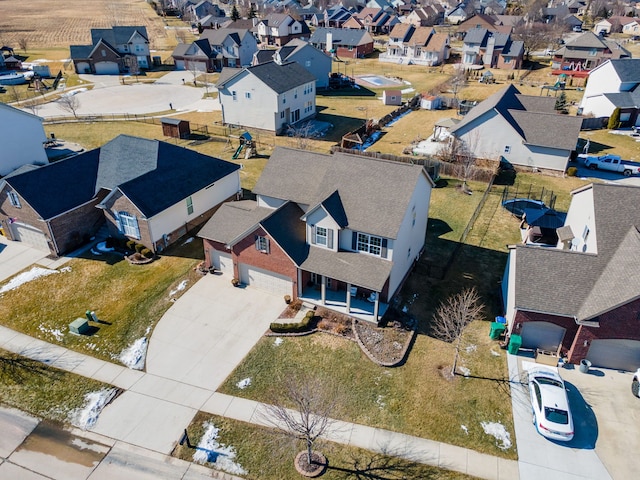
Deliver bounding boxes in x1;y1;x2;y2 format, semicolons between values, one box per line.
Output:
421;94;442;110
161;117;191;139
382;90;402;106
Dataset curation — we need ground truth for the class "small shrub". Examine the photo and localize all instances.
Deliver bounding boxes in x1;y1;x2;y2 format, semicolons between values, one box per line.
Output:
270;314;313;333
231;278;240;287
141;248;153;258
284;294;291;304
135;243;145;253
566;166;578;176
335;323;350;335
126;240;136;251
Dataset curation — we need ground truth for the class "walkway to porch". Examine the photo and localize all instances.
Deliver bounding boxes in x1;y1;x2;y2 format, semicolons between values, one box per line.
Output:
299;287;388;323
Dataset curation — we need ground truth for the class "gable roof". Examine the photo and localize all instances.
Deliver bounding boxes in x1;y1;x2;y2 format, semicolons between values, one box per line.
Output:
309;27;374;47
200;28;250;46
606;58;640;82
6;135;239;220
90;26;148;46
566;31;608;48
252;147;431;239
198;200;274;244
514;183;640;321
216;61;316;93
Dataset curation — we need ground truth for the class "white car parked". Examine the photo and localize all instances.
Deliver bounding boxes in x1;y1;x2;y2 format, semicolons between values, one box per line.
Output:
633;369;640;397
528;368;574;441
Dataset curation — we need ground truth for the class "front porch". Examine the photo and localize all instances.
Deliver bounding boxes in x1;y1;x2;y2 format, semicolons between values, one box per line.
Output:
299;285;388;323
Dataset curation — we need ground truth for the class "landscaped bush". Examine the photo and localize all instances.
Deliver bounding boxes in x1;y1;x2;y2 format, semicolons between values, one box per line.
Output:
141;248;153;258
135;243;145;253
566;166;578;176
270;311;314;333
126;240;136;251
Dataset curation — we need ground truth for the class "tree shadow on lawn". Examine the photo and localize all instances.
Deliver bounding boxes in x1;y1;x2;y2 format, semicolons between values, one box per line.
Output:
326;449;443;479
315;113;366;142
317;85;377;97
576;138;612;154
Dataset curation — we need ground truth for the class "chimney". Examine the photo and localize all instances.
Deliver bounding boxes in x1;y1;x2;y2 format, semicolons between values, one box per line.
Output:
326;31;333;53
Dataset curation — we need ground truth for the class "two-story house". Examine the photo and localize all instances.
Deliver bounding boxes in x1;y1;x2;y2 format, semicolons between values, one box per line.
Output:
404;5;446;27
551;31;631;74
70;26;151;75
255;13;311;46
309;28;375;59
342;8;401;34
578;59;640;127
502;183;640;371
0;103;48;177
252;39;332;89
461;27;523;69
216;61;317;134
380;24;449;66
199;147;434;322
172;28;258;71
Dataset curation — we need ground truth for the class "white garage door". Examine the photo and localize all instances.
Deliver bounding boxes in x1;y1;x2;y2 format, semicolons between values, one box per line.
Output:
12;223;49;252
520;322;566;352
175;59;186;70
587;339;640;371
76;62;91;74
211;250;234;276
238;264;292;296
94;61;120;75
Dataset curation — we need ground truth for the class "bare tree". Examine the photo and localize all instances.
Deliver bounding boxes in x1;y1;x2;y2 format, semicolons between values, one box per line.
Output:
58;94;81;118
286;122;317;150
17;37;28;53
431;288;484;377
259;373;338;469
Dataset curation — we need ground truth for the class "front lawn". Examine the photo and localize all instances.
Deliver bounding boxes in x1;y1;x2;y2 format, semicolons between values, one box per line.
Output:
174;412;475;480
0;238;203;364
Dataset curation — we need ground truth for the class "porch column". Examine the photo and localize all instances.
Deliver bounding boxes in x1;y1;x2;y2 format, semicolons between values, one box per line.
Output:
321;275;326;305
373;293;380;322
297;269;302;298
346;283;352;313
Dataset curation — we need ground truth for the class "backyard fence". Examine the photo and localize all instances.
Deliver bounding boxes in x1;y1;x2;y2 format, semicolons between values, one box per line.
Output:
581;117;607;131
501;184;557;210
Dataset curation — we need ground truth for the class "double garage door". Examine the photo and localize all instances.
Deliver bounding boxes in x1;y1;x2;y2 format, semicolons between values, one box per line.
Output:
11;223;50;252
238;263;292;297
94;61;120;75
587;339;640;372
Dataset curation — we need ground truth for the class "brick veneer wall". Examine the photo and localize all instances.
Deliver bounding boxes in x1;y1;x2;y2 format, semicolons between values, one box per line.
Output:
512;310;579;358
48;197;106;254
0;186;50;245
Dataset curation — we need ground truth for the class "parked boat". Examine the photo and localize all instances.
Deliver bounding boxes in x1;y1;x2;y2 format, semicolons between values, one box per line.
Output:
0;71;28;85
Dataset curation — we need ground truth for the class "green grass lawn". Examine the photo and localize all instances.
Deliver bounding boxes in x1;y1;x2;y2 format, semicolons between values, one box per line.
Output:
174;412;475;480
0;348;109;422
579;129;640;162
0;238;204;363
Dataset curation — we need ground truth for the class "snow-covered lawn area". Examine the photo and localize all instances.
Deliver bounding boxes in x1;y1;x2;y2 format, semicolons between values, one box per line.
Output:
193;422;247;476
69;388;118;430
0;266;71;295
480;421;512;450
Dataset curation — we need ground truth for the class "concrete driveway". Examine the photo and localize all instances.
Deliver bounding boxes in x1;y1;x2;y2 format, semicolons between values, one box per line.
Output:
146;273;285;390
0;236;51;283
509;353;640;479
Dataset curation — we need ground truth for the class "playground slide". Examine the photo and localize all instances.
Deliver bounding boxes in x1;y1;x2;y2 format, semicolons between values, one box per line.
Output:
232;144;244;160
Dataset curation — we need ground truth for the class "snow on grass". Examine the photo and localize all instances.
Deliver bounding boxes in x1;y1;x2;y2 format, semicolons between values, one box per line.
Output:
193;422;247;476
38;325;64;342
465;344;477;353
401;87;415;94
458;366;471;377
181;237;195;245
273;337;283;346
461;425;469;435
376;394;386;409
95;242;114;253
480;421;512;450
0;267;59;294
236;378;251;389
491;349;501;356
69;388;118;430
170;280;188;297
118;337;148;370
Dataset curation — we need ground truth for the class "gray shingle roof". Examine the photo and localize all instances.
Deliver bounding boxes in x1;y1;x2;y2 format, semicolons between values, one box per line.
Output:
566;31;606;48
6;135;239;220
607;58;640;82
514;183;640;321
309;27;373;47
603;92;640;108
90;26;148;46
69;45;94;59
217;61;316;93
253;49;275;64
252;147;429;239
198;200;274;244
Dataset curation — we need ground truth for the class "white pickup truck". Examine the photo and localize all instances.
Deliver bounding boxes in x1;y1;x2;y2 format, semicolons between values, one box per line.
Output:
579;153;640;176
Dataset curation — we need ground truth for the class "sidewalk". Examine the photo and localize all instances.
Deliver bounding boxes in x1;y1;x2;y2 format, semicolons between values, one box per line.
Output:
0;324;519;480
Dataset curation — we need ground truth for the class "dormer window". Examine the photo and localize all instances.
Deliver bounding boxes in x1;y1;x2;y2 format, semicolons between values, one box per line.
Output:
311;226;333;248
316;226;328;246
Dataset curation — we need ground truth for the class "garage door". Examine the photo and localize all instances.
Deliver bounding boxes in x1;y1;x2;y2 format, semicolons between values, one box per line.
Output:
175;59;186;70
211;250;234;276
76;62;91;74
587;339;640;371
520;322;566;352
238;264;292;296
94;61;120;75
11;223;49;252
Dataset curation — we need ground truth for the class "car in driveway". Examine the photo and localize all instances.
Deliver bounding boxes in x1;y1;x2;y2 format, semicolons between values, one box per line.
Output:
633;369;640;397
528;368;575;441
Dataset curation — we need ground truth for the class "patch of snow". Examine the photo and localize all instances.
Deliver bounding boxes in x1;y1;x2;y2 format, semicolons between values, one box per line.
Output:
38;325;64;342
170;280;188;297
402;305;408;313
69;388;118;430
385;109;412;127
60;266;72;273
401;87;415;94
90;248;102;256
181;237;195;245
480;421;512;450
403;80;412;85
461;425;468;435
236;378;251;389
273;337;283;346
465;344;477;353
95;242;114;252
118;337;148;370
376;394;386;409
491;349;501;357
458;366;471;377
193;422;247;476
0;267;59;294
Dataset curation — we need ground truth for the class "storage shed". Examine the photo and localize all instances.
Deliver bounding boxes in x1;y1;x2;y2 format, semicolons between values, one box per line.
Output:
420;94;442;110
382;90;402;106
161;117;190;139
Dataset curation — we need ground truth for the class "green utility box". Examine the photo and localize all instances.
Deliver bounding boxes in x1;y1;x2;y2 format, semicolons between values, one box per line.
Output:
69;317;90;335
489;322;506;340
507;334;522;354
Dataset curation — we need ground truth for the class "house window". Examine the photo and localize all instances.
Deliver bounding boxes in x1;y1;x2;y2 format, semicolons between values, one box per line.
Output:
357;233;382;256
119;212;140;239
245;92;251;99
232;90;237;101
408;247;411;258
280;111;285;119
7;191;20;208
589;48;597;56
582;226;590;243
305;60;311;67
186;196;193;215
255;235;269;253
101;49;106;57
504;146;511;153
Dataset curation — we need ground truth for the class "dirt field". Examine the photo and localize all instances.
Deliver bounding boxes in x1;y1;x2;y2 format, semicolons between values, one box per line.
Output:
0;0;171;49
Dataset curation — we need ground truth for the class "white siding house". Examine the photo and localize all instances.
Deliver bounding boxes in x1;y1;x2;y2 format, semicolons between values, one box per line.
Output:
0;103;48;176
216;61;317;134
